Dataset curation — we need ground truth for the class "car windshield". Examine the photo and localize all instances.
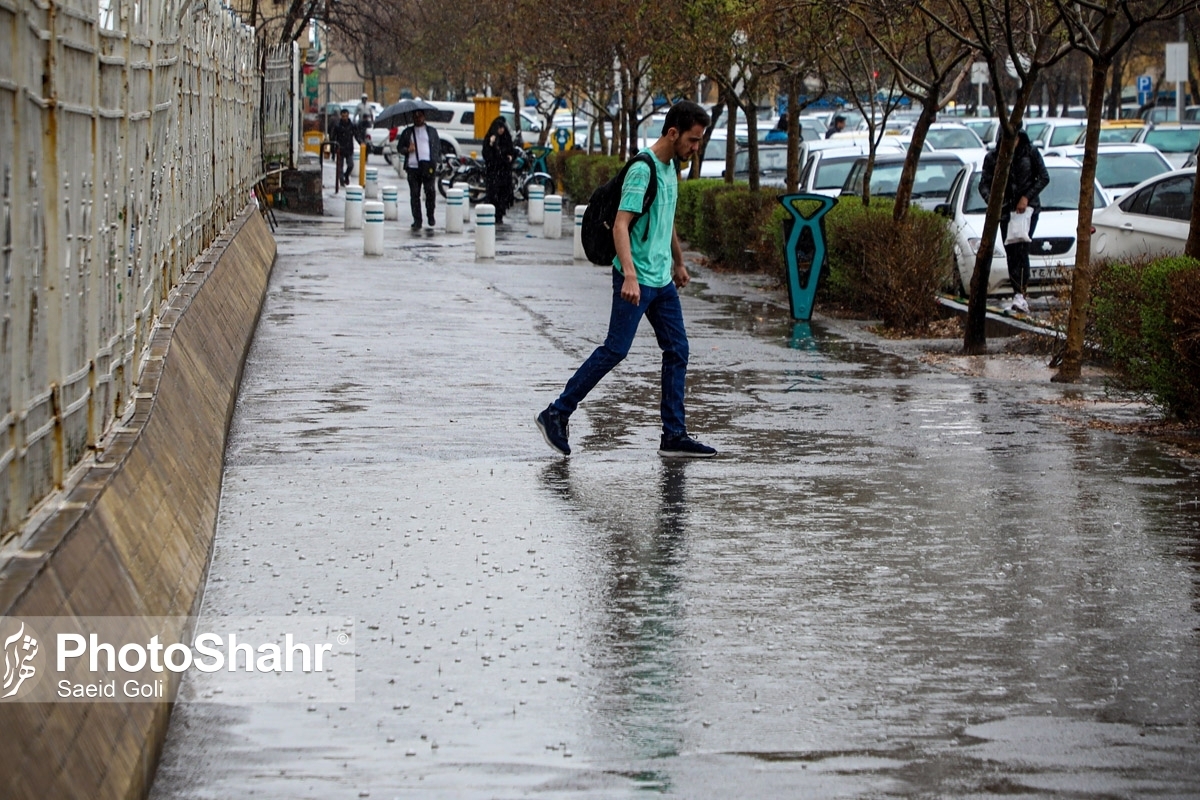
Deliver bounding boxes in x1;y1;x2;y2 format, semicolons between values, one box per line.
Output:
814;158;857;190
1049;124;1086;146
1143;128;1200;153
704;138;728;161
1024;122;1050;142
1073;152;1171;188
734;149;789;173
862;159;962;198
964;120;993;136
963;166;1106;213
1093;127;1143;143
926;128;983;150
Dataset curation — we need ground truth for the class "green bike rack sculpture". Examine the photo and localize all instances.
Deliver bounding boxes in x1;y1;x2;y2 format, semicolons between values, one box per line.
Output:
778;194;837;321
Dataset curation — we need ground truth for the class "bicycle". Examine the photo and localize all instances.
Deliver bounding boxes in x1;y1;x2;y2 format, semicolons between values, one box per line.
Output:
512;145;555;200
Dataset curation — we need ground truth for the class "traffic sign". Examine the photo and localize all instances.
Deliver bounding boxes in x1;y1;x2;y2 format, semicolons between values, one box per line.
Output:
1137;74;1152;94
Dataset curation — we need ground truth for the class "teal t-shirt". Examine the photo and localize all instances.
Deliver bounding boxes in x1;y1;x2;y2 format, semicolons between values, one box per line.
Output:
614;149;677;288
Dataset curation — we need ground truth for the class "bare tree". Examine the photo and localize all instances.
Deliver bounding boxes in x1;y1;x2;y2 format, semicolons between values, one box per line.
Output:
845;0;974;221
1049;0;1198;383
916;0;1074;353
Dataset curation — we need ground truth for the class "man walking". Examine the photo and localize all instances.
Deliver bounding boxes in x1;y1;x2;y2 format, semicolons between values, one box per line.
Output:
330;108;362;191
396;110;441;229
536;101;717;459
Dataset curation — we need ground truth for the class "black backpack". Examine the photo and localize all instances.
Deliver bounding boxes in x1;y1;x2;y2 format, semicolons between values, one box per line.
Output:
580;152;658;265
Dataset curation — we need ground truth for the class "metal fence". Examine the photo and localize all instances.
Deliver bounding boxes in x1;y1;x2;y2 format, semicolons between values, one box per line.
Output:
0;0;263;543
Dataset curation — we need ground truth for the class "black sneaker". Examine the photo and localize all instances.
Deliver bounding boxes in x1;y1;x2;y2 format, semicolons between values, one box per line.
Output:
536;406;570;456
658;433;717;459
411;221;422;230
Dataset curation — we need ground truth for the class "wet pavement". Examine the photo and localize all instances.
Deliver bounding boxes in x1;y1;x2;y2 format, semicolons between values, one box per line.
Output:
150;157;1200;798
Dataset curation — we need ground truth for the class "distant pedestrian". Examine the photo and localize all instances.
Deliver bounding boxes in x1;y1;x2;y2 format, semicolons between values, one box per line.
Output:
330;108;362;191
396;110;442;229
354;93;373;126
482;117;515;224
536;101;717;459
979;128;1049;314
825;115;847;138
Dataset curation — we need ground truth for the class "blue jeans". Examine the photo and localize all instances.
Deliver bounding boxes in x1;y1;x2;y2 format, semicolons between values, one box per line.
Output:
553;270;689;437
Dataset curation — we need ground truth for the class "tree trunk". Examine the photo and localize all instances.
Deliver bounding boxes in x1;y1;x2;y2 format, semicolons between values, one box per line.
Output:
786;73;800;193
746;94;759;192
893;89;939;222
1054;39;1114;381
725;90;737;184
1108;46;1125;118
964;81;1036;353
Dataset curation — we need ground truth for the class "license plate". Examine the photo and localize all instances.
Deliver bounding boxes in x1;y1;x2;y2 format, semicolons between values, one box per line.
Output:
1031;266;1069;281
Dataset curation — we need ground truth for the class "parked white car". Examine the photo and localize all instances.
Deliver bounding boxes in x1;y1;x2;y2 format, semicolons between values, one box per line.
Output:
937;156;1109;295
963;117;1000;147
1025;118;1088;149
1040;142;1173;200
795;137;909;197
1092;168;1195;262
1131;123;1200;169
902;122;988;166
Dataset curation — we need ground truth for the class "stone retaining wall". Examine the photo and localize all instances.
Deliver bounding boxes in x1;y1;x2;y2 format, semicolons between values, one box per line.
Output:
0;206;276;799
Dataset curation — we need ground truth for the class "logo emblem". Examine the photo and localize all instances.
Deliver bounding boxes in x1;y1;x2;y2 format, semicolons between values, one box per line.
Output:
1041;240;1053;252
1;619;43;700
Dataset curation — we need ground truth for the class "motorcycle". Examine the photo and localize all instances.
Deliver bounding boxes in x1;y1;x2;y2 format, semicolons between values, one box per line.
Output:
437;153;487;202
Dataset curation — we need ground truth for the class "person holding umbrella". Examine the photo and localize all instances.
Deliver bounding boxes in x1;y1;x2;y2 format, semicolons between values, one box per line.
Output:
395;108;443;230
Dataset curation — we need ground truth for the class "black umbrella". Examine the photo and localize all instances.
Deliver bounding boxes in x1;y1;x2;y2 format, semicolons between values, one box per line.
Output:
375;98;441;129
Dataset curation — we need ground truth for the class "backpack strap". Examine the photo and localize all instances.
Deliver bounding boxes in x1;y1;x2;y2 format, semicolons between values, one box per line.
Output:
624;152;658;243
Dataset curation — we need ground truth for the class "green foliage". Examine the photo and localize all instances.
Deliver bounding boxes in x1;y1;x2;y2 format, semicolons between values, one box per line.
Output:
677;179;726;243
559;154;622;205
711;188;782;271
809;196;954;331
1092;255;1200;420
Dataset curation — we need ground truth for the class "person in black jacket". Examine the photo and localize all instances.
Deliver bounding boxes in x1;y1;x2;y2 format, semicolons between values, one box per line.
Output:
482;117;515;224
979;128;1049;313
330;109;363;191
396;110;442;229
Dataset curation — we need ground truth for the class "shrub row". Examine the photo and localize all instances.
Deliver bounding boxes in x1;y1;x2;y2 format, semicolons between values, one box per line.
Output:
555;154;955;333
1092;255;1200;420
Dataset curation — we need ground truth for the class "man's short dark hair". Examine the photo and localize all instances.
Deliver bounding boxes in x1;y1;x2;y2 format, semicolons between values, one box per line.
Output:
834;115;846;123
662;101;711;136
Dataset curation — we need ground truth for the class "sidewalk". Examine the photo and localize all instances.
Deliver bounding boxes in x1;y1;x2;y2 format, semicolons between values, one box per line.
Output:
151;160;1200;799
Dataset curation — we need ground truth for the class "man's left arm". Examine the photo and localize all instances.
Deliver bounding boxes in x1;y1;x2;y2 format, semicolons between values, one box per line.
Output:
671;228;689;288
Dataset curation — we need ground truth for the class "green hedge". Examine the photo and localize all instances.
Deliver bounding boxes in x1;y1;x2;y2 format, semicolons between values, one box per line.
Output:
1092;255;1200;420
559;154;621;205
677;178;726;243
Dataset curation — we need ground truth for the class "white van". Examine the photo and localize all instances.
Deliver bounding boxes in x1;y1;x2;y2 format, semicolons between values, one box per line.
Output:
425;101;541;148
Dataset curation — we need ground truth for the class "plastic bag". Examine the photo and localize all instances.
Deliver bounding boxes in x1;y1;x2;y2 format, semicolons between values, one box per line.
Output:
1005;208;1032;244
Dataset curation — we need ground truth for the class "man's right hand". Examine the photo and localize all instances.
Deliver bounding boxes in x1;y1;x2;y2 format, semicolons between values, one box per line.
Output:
621;273;641;306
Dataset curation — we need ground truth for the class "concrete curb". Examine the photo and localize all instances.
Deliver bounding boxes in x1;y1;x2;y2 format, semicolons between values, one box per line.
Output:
0;206;276;799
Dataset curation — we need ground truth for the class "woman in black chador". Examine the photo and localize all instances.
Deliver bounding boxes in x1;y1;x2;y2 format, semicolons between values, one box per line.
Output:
482;117;515;223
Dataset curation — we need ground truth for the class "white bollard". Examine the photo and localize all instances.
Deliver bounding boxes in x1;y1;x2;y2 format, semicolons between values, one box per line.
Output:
365;167;379;199
527;183;545;224
475;203;496;259
382;186;399;220
363;201;385;255
543;195;563;239
344;184;364;230
574;205;587;259
446;188;464;233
